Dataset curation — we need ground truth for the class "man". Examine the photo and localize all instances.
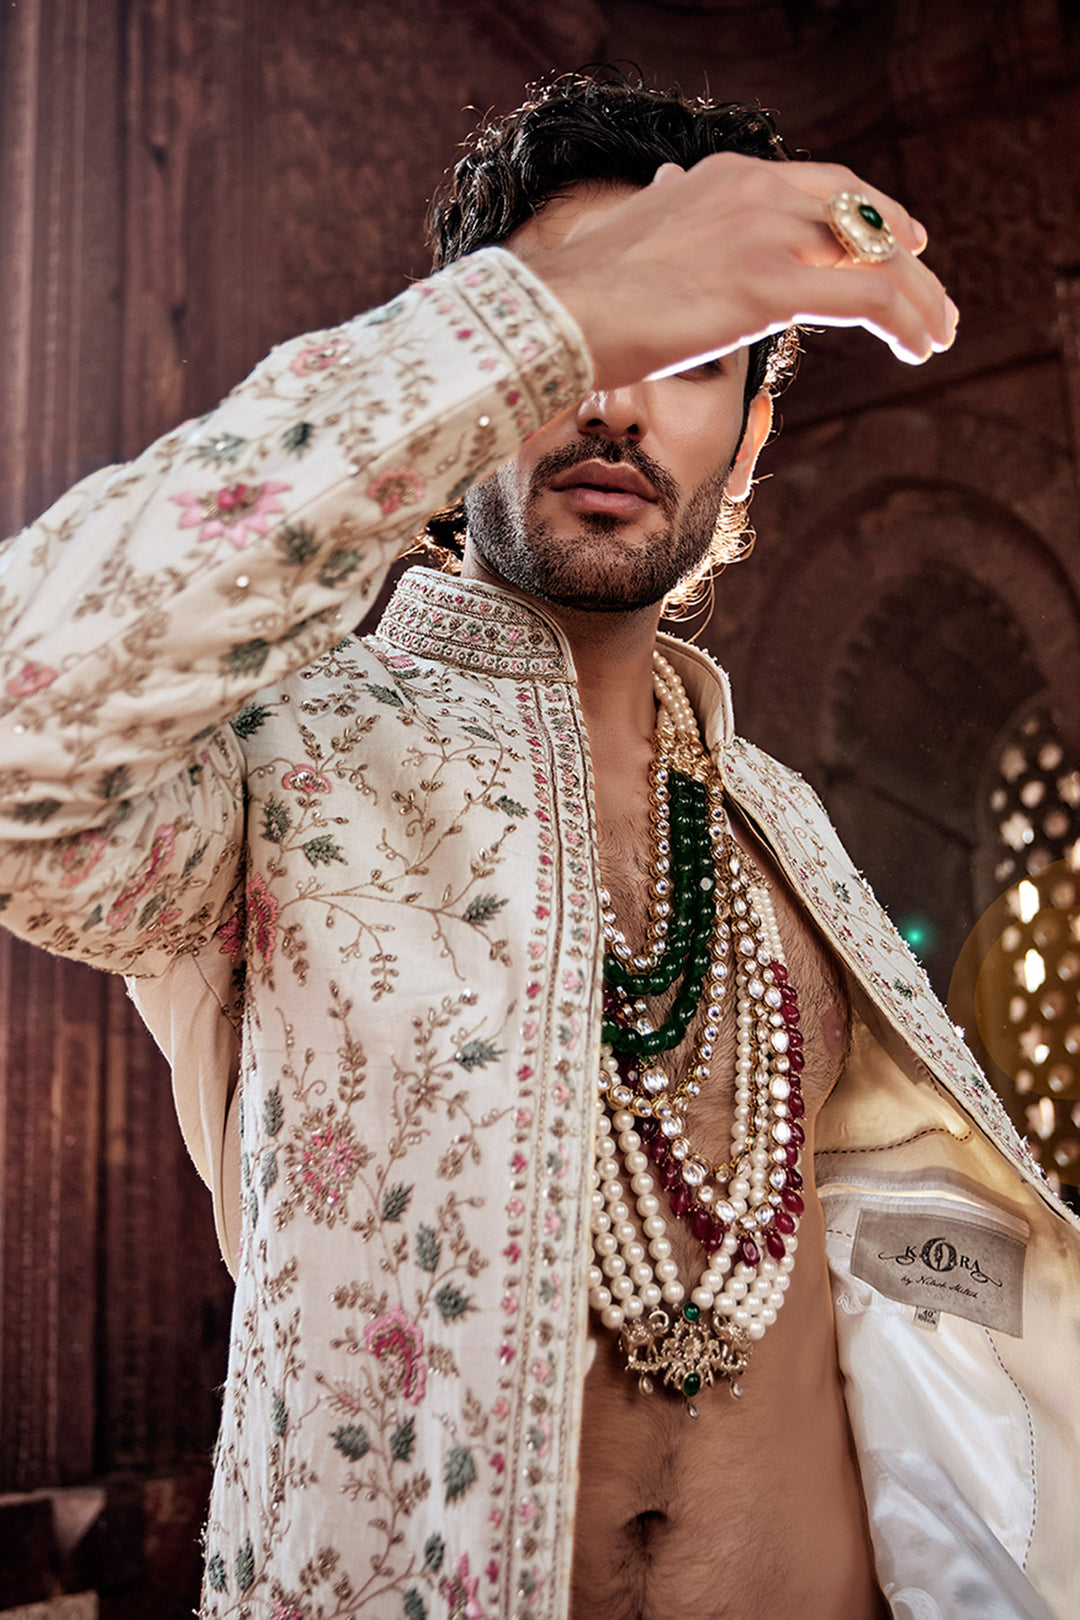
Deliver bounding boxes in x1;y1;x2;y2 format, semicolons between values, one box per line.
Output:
0;74;1076;1620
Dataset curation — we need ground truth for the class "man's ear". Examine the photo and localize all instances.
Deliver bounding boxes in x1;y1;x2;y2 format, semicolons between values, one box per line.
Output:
725;391;774;503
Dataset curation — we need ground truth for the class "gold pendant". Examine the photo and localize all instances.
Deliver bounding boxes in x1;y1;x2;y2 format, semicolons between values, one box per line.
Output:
620;1306;751;1415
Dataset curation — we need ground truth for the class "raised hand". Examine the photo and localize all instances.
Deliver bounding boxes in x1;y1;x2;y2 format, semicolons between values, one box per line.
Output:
514;154;958;391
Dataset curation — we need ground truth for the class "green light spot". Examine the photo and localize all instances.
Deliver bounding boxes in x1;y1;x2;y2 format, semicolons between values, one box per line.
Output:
898;914;938;958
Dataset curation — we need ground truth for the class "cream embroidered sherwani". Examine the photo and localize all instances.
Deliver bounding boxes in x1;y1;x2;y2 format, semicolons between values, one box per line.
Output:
1;248;1078;1620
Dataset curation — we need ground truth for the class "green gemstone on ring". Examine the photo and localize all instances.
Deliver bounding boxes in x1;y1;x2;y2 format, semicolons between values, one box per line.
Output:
683;1372;702;1397
857;202;884;231
683;1302;702;1323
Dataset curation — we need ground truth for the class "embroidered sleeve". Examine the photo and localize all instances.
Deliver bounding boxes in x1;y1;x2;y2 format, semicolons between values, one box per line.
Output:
0;248;593;973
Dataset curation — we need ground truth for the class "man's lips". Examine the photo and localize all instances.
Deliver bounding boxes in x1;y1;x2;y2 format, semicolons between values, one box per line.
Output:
546;459;659;516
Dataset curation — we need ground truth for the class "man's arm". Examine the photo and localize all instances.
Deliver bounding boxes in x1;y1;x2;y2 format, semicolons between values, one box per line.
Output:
0;156;954;977
0;248;592;974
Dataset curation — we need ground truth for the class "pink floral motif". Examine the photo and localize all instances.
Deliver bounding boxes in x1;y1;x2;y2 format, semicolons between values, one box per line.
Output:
59;830;107;889
216;905;245;964
246;872;278;962
107;823;176;928
172;480;290;548
440;1552;485;1620
140;903;181;939
366;466;425;515
289;337;351;374
271;1600;304;1620
282;766;331;795
364;1306;426;1404
297;1112;364;1207
5;660;57;698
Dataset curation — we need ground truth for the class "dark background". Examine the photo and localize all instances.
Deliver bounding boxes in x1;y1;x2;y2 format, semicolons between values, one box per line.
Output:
1;1;1078;1611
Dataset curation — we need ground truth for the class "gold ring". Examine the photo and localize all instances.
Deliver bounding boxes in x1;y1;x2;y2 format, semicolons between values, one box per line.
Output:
824;190;897;265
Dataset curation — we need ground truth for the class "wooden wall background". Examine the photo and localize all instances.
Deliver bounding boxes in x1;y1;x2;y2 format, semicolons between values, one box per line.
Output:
0;1;1077;1611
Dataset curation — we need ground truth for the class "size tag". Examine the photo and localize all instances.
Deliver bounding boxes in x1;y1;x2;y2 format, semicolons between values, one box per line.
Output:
851;1207;1025;1336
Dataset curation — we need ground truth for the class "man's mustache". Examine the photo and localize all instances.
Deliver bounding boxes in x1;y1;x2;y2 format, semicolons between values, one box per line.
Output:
529;438;681;521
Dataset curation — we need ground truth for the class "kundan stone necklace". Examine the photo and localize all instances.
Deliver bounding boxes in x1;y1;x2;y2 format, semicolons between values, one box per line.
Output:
588;650;806;1413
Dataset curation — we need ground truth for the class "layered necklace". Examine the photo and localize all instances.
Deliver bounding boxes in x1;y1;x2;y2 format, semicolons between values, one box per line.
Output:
588;650;806;1414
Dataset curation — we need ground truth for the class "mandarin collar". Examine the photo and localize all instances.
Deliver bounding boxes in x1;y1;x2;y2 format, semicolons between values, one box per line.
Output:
378;567;735;752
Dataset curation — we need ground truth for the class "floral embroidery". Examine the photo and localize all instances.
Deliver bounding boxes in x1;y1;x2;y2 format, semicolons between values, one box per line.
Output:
59;830;106;889
440;1550;485;1618
364;1306;426;1404
282;766;331;795
172;479;290;547
5;661;57;698
366;466;425;514
106;823;175;928
246;871;278;961
289;337;351;374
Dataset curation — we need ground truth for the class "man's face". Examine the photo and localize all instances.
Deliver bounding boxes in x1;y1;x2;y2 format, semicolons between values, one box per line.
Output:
462;182;760;613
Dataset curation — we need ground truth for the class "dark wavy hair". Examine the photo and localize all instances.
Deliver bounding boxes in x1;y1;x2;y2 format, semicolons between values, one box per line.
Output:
418;70;802;590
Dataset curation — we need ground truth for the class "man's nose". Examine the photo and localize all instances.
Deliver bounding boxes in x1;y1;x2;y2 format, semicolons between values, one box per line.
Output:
573;386;649;442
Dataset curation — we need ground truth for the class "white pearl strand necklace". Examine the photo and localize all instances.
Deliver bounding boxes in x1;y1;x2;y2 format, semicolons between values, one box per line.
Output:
587;651;802;1405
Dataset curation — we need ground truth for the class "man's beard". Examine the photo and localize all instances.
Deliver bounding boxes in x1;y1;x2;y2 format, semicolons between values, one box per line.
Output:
463;438;732;613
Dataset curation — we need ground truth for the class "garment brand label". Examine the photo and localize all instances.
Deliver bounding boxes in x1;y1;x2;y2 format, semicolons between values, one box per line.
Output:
851;1208;1025;1336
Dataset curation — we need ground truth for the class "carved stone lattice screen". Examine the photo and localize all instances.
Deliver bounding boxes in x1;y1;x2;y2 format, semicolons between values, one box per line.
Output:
962;703;1080;1198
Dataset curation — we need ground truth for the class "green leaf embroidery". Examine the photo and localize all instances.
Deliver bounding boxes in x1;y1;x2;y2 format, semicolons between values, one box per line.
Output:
434;1282;475;1322
282;421;315;456
302;834;345;867
495;795;528;818
263;1086;284;1136
192;431;245;465
13;798;62;823
389;1414;415;1462
382;1183;412;1222
403;1592;427;1620
262;796;291;844
443;1444;476;1503
82;903;102;930
221;638;270;677
364;682;404;708
277;521;318;565
332;1422;371;1461
462;893;507;926
235;1538;255;1591
136;893;165;930
415;1225;440;1272
455;1038;503;1072
230;702;271;739
260;1151;278;1192
206;1552;227;1592
461;722;495;741
318;548;360;588
270;1390;287;1436
182;842;208;878
97;765;131;800
423;1533;445;1573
